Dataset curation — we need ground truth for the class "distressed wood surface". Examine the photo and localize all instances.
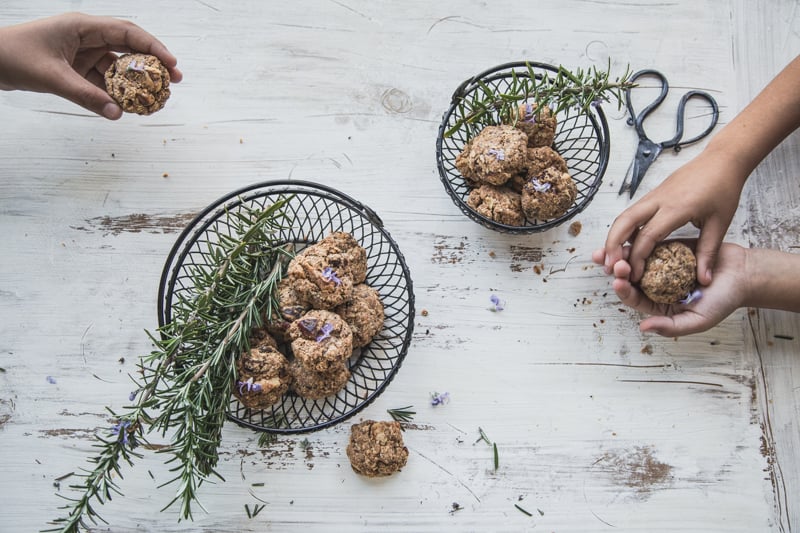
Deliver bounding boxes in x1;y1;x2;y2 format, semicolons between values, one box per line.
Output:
0;1;796;531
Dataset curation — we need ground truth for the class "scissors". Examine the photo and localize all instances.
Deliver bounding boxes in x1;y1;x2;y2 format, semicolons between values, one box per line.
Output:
618;69;719;198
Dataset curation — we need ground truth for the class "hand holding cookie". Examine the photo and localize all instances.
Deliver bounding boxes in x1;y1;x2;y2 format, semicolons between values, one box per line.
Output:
0;12;182;119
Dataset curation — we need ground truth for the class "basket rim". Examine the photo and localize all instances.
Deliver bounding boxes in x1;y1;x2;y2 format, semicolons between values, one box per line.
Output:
435;61;611;234
156;179;415;433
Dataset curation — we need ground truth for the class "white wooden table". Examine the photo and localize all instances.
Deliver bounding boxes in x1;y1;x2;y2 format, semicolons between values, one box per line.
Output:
1;1;798;531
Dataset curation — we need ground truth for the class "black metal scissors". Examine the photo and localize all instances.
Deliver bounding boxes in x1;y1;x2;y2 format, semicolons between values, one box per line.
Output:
619;69;719;198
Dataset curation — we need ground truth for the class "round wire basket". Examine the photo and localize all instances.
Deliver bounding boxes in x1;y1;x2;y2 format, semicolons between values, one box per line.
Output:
157;180;415;434
436;61;611;234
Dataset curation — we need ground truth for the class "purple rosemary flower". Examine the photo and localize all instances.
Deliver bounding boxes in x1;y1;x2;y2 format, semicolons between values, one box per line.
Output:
127;60;145;72
523;102;537;123
430;391;450;406
129;390;137;402
529;178;551;193
489;294;505;312
298;318;319;335
679;289;703;305
237;377;263;395
322;266;342;287
487;148;505;161
315;322;334;342
113;420;131;445
46;376;56;384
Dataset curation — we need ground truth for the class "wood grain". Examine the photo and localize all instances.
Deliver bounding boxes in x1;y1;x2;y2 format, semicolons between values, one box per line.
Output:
0;1;795;531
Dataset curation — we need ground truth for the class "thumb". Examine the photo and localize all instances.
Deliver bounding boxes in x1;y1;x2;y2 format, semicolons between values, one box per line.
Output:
52;68;122;120
694;221;726;286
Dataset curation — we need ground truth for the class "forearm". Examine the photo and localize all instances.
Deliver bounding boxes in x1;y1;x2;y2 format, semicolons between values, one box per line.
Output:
743;248;800;312
703;55;800;179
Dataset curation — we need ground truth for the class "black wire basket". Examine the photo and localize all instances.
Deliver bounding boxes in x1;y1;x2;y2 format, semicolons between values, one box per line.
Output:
157;180;415;434
436;61;611;234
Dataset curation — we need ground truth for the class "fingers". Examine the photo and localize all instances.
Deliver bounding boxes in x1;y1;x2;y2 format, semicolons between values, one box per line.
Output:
602;201;658;275
72;13;183;82
591;248;606;266
640;313;705;337
694;219;727;286
52;67;122;119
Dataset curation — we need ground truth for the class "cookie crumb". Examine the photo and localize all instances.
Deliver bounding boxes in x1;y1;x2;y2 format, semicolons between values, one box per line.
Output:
568;221;582;236
421;309;429;317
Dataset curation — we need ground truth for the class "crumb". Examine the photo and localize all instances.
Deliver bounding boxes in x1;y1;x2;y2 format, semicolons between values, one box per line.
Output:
489;250;496;258
533;265;542;275
421;309;429;317
568;220;582;236
641;344;653;355
567;247;576;253
162;172;169;178
240;138;244;144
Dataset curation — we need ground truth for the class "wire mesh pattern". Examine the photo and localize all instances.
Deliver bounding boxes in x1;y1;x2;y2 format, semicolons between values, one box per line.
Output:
436;61;611;234
158;180;415;434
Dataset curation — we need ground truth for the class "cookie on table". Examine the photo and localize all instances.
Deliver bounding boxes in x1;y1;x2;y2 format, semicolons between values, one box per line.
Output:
234;345;291;409
289;360;350;400
334;284;385;348
104;54;170;115
288;310;353;373
639;241;698;304
521;166;577;220
514;102;557;148
467;184;524;226
456;125;528;186
346;420;408;477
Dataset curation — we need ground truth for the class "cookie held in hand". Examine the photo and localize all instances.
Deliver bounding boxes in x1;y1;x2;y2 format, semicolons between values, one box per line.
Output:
639;241;697;304
105;54;171;115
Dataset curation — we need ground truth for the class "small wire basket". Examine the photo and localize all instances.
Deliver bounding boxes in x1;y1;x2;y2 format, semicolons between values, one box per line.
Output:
436;61;611;234
157;180;415;434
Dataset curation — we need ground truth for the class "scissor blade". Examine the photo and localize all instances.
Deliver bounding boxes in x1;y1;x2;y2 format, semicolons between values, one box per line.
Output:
627;140;663;198
618;158;637;197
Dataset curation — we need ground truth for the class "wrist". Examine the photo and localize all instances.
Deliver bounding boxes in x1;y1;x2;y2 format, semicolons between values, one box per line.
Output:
741;248;800;312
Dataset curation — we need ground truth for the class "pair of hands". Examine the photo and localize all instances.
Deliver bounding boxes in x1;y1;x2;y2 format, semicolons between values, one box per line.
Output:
0;12;182;119
593;146;750;337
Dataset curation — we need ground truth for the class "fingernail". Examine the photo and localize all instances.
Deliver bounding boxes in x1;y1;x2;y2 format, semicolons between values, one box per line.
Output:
102;103;122;120
603;255;611;274
705;269;712;282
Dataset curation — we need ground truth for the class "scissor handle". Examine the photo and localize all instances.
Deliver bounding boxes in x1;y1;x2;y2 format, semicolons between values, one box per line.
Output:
625;69;669;139
662;90;719;151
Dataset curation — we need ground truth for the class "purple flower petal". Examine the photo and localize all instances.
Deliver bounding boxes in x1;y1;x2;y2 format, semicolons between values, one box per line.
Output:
321;267;342;287
679;289;703;305
315;322;334;342
46;376;56;384
529;178;551;193
489;294;505;312
430;391;450;406
487;148;505;161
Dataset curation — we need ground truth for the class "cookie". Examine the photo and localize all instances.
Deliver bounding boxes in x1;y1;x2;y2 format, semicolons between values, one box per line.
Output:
290;360;350;400
456;125;528;186
104;54;170;115
287;232;367;309
521;166;577;220
265;278;311;343
288;310;353;372
514;102;557;148
234;345;291;409
639;241;698;304
467;184;525;226
346;420;408;477
334;283;384;348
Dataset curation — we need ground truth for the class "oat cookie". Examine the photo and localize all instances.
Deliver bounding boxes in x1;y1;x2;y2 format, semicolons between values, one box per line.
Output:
234;345;291;409
525;146;568;178
521;166;577;220
515;103;557;148
265;278;311;342
467;184;524;226
287;232;367;308
639;241;697;304
334;284;385;348
457;125;528;186
104;54;170;115
288;310;353;372
290;360;350;400
346;420;408;477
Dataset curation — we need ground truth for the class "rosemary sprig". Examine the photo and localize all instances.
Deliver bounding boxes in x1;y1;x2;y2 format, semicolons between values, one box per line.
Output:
445;59;635;140
46;199;292;532
387;405;416;423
